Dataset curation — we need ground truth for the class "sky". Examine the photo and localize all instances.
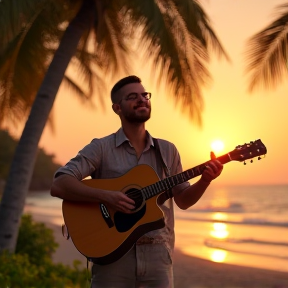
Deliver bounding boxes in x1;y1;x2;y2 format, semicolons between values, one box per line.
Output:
36;0;287;186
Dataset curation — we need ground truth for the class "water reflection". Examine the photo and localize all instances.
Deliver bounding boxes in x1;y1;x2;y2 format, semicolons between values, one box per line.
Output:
208;212;229;263
212;212;228;221
210;249;227;262
210;223;229;239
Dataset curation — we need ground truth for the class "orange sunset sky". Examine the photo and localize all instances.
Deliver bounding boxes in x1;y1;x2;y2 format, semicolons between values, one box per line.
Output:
34;0;288;186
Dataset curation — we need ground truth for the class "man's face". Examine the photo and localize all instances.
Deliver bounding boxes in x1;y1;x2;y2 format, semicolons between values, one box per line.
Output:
114;83;151;123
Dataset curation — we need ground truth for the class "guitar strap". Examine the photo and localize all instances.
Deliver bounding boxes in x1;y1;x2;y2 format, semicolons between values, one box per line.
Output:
153;138;173;201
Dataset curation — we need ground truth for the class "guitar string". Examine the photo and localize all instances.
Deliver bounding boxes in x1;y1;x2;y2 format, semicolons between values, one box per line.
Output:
124;164;208;201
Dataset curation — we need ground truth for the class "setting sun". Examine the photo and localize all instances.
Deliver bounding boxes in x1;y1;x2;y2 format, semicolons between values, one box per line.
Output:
211;140;225;154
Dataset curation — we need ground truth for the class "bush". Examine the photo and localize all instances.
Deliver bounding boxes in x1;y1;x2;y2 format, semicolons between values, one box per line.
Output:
16;214;58;266
0;214;89;288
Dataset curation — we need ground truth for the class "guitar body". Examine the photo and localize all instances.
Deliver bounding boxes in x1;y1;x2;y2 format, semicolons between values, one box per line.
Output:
62;139;267;265
62;165;165;265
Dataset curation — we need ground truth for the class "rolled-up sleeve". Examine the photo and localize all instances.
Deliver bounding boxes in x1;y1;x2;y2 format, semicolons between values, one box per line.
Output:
54;139;102;180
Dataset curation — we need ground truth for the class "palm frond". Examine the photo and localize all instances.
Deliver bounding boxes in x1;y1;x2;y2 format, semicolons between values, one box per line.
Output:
0;0;228;127
118;0;229;123
68;48;108;108
94;5;131;77
62;74;94;104
0;0;79;125
245;3;288;92
173;0;229;60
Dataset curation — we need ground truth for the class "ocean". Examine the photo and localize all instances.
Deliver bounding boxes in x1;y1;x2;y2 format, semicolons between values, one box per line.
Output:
25;184;288;272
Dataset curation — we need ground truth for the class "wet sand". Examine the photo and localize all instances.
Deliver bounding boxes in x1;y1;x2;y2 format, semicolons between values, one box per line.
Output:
47;222;288;288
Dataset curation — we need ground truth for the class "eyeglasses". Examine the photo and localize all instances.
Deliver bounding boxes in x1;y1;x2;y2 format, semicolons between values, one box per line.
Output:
123;92;152;102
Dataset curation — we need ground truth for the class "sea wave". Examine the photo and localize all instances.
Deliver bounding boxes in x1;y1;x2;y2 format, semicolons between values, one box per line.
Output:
204;238;288;259
175;213;288;227
189;202;245;213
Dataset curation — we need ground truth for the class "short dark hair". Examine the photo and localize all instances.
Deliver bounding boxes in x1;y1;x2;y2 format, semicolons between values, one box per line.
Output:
111;75;141;103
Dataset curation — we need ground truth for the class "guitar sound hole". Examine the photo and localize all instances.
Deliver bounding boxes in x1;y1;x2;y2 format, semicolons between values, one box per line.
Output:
114;205;146;232
125;188;144;210
114;188;146;233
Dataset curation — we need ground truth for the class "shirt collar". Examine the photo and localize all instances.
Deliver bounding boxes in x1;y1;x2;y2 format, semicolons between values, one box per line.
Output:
115;128;154;148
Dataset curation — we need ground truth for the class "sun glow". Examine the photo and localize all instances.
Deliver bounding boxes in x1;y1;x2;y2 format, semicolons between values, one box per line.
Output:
211;140;225;155
210;250;227;263
210;223;229;239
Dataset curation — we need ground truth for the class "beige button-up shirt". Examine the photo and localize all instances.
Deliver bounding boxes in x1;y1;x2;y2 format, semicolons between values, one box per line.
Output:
56;128;189;257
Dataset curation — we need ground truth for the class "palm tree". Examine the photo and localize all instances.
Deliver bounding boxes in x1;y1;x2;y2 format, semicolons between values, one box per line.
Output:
0;1;93;127
245;2;288;91
0;0;229;253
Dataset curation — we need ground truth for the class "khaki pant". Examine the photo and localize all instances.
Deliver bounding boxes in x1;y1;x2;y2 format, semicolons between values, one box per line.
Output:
91;243;173;288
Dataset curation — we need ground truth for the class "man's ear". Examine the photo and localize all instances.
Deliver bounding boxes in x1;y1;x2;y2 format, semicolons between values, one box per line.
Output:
112;103;120;115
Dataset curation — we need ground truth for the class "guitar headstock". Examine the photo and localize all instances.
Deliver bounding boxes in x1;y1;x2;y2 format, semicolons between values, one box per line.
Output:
229;139;267;163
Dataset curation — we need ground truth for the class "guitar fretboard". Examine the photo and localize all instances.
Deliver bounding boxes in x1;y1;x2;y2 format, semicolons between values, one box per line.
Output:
141;153;231;200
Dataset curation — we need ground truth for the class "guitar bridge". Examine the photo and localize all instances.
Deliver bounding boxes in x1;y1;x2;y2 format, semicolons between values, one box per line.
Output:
100;203;114;228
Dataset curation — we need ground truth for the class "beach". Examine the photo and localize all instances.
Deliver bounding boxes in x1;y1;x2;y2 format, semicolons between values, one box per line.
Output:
24;188;288;287
45;221;288;288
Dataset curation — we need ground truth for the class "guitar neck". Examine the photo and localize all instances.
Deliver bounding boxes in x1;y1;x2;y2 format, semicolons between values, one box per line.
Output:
141;153;231;200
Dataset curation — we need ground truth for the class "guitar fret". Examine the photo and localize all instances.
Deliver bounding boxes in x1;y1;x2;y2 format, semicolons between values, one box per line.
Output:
168;179;172;189
147;186;152;198
163;179;169;190
155;182;161;193
188;169;194;178
183;173;187;182
147;188;151;198
149;185;154;197
142;188;146;199
166;177;172;187
171;176;176;186
183;171;188;181
166;179;172;189
143;188;147;198
147;189;150;199
152;183;157;194
146;188;151;198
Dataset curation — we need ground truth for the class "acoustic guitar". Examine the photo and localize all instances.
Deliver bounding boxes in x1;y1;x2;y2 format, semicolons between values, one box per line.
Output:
62;139;267;265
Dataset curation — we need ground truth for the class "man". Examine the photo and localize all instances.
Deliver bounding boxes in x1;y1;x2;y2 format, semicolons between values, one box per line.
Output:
50;75;223;288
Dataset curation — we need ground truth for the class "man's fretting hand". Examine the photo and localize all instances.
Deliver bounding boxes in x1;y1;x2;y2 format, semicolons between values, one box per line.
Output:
201;151;223;184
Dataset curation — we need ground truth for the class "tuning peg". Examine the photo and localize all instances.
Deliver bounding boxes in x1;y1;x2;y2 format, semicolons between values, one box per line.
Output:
258;156;261;160
250;159;253;163
244;161;246;165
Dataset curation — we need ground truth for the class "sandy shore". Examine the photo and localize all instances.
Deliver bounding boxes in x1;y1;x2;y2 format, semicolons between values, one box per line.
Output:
46;222;288;288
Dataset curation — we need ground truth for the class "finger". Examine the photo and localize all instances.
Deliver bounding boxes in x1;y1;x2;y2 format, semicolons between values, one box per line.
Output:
125;197;135;205
210;151;216;160
207;163;217;174
120;200;135;210
207;161;221;174
121;193;135;204
214;160;223;170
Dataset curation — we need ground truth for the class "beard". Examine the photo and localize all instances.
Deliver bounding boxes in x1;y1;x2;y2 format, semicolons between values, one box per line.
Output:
121;103;151;123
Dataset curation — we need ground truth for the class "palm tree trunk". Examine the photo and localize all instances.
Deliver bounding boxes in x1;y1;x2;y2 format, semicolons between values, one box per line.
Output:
0;0;93;253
